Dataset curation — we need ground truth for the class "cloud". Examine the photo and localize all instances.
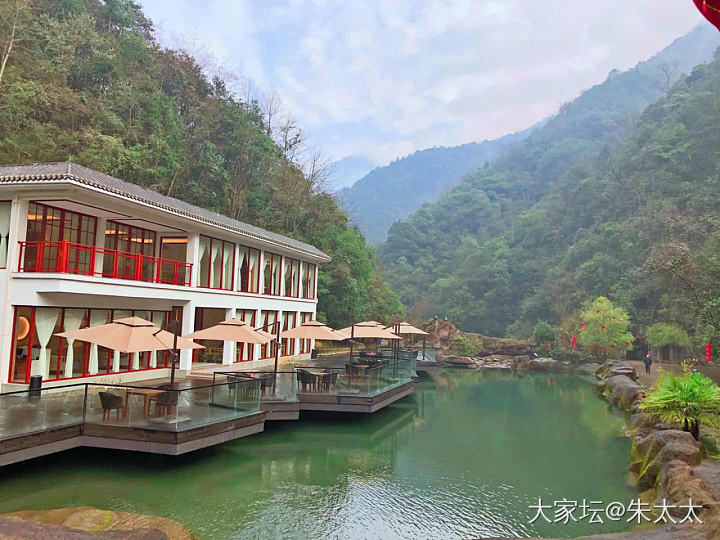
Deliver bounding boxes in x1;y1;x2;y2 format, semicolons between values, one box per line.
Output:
138;0;704;166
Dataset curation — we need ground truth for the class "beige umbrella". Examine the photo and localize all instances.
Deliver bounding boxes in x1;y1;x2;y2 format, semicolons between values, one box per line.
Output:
56;317;202;353
183;318;271;344
385;321;428;335
56;316;203;385
338;321;402;340
280;320;345;341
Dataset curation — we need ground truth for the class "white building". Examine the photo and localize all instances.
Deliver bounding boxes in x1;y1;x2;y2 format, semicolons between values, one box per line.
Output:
0;162;330;392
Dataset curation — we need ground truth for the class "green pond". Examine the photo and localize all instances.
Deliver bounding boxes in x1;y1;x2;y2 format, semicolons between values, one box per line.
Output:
0;371;636;539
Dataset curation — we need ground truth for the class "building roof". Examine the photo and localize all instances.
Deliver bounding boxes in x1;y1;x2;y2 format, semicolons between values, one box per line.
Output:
0;162;330;261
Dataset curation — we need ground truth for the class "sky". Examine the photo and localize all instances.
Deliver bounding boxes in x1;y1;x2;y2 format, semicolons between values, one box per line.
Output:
138;1;704;169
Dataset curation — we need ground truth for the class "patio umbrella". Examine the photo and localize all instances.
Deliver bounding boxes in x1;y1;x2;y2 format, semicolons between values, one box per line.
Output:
385;321;429;361
56;317;203;384
183;318;272;344
338;321;402;363
279;320;345;341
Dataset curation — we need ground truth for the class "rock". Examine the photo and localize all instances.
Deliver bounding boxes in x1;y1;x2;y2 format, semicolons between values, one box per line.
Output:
694;459;720;502
701;502;720;540
656;460;716;517
576;362;601;375
610;363;638;381
604;375;644;410
0;516;169;539
442;355;474;366
632;430;702;489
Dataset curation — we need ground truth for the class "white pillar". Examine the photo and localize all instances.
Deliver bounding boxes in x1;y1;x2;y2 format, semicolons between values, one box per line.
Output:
179;302;196;370
93;217;107;275
187;233;200;287
293;310;300;357
222;307;236;365
0;198;27;384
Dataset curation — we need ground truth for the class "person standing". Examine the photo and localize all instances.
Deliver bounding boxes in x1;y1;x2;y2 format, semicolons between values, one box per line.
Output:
644;353;653;374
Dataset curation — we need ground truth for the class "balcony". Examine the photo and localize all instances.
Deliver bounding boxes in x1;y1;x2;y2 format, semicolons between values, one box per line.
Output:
17;240;192;287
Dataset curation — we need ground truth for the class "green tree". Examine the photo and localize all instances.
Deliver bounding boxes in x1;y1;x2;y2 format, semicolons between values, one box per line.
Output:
532;320;558;346
578;297;634;358
639;367;720;440
646;323;690;348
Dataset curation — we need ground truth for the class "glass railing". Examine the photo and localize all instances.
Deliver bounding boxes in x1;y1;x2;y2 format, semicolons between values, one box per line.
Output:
0;384;87;441
296;359;413;398
213;371;297;403
0;380;260;441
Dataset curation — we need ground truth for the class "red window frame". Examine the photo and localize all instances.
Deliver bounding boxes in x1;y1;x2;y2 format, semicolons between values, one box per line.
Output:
8;306;171;384
263;252;282;296
259;310;278;359
24;202;98;273
281;311;297;356
302;262;317;299
236;309;257;362
284;257;301;298
300;312;313;354
237;245;261;293
198;235;235;291
104;221;157;281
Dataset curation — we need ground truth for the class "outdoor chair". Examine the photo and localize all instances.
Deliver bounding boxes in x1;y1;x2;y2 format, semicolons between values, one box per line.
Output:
98;391;123;421
227;374;252;397
258;375;274;396
296;369;317;392
151;385;179;416
325;370;338;389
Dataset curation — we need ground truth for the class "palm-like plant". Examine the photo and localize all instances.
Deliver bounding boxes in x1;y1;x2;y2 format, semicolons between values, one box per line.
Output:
638;367;720;440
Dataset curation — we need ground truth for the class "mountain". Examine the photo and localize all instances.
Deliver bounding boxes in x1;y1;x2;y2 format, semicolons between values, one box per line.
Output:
378;24;720;337
327;154;376;191
0;0;403;327
339;132;528;244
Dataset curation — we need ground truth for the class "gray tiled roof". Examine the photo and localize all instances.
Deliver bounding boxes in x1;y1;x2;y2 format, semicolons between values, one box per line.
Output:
0;162;330;261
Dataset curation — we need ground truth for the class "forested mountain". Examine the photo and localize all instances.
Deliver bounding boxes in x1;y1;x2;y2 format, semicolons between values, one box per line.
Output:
339;133;525;244
379;24;720;340
0;0;402;327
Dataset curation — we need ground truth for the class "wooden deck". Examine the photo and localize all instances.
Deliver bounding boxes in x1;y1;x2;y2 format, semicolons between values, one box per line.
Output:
0;412;266;466
297;381;415;413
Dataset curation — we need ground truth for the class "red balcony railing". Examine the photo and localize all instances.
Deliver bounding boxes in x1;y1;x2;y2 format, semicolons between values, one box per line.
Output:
18;240;192;287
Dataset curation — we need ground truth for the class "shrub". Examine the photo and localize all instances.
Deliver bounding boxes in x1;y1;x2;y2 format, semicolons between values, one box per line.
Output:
451;334;483;357
550;346;590;363
533;320;558;345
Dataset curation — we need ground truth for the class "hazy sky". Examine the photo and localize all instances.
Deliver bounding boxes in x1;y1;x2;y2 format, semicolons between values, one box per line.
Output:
138;1;705;166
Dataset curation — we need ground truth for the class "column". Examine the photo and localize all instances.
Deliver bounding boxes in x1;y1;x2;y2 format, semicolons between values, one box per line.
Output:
179;302;196;371
0;198;27;384
222;307;236;365
93;217;107;275
187;233;200;287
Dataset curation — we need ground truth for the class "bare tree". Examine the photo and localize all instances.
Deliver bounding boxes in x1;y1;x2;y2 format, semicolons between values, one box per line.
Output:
0;0;25;87
657;62;678;96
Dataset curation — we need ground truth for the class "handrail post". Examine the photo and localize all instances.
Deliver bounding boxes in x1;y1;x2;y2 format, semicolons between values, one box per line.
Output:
134;252;143;281
17;241;23;272
81;384;88;431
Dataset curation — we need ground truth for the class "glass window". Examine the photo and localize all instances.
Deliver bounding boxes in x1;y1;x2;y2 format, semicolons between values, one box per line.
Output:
301;262;316;299
0;201;11;269
260;310;278;359
284;258;300;297
300;312;313;354
104;221;156;281
159;237;188;285
282;311;297;356
236;309;256;362
263;252;282;295
198;236;234;290
237;246;261;293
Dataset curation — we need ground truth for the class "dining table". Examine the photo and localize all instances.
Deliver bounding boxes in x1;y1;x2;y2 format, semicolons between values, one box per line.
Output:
124;388;166;419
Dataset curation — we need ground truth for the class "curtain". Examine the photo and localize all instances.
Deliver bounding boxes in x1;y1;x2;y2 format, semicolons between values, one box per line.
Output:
198;237;209;286
111;310;131;373
210;241;220;288
131;352;140;370
222;242;233;289
62;309;84;379
150;350;157;368
0;202;11;268
88;309;109;375
249;249;259;292
33;308;59;378
237;246;248;290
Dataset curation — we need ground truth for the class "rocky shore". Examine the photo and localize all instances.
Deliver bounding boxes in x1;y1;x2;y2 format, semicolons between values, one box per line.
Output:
0;507;195;539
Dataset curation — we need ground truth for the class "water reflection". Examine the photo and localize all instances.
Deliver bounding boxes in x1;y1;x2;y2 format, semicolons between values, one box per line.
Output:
0;371;634;539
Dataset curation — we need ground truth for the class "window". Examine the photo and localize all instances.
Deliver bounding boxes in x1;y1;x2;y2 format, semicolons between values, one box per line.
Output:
301;262;316;299
236;309;256;362
8;307;170;384
192;307;227;363
23;202;97;274
263;252;282;295
104;221;156;281
198;236;235;290
237;245;260;293
300;312;313;354
159;236;188;284
284;258;301;297
282;311;297;356
0;201;11;269
259;310;278;359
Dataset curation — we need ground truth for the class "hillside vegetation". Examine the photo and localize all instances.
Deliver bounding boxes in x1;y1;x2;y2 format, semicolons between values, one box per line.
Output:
379;25;720;344
0;0;403;326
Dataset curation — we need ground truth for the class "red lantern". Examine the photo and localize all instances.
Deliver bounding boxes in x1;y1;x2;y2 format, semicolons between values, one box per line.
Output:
601;348;605;353
581;322;586;330
694;0;720;32
610;344;615;348
553;340;557;345
595;309;600;313
706;343;712;363
547;343;551;349
625;342;630;346
572;336;577;348
601;325;606;330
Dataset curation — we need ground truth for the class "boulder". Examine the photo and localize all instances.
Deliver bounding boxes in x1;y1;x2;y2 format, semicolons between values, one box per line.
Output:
604;375;644;409
610;363;638;381
632;430;702;489
656;460;716;518
442;355;474;366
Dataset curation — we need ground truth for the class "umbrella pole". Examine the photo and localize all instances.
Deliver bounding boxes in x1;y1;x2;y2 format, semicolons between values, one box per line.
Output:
170;322;179;387
349;324;355;381
273;319;281;392
422;335;426;362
